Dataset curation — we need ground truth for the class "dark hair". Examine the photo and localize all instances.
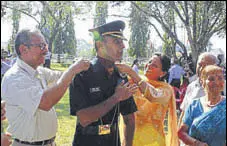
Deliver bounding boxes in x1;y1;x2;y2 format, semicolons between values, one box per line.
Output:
94;35;104;51
15;29;44;56
131;59;138;67
154;53;171;72
154;52;171;81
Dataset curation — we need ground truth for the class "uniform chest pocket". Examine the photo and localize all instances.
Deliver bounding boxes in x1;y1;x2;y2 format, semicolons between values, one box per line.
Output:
88;89;104;103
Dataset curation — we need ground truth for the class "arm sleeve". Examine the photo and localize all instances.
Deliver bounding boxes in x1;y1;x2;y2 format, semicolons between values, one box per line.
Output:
143;82;171;104
182;101;194;128
119;96;137;116
39;67;62;84
69;74;89;116
118;76;137;115
168;69;173;84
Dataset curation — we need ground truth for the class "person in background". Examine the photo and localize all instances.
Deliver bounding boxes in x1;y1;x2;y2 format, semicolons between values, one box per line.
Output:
1;50;11;66
217;54;226;80
116;52;179;146
168;58;185;88
69;20;138;146
1;56;11;81
1;28;90;146
10;53;17;66
178;65;226;146
43;51;51;68
1;51;17;81
217;54;224;67
184;63;194;83
131;59;139;74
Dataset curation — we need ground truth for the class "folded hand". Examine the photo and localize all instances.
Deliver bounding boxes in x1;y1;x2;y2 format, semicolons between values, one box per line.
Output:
114;80;138;102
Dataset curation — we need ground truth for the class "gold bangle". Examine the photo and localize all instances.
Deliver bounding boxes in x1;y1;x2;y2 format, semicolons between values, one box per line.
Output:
137;79;144;86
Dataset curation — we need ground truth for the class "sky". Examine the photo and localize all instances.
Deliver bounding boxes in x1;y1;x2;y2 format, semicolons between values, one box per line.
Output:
1;6;226;57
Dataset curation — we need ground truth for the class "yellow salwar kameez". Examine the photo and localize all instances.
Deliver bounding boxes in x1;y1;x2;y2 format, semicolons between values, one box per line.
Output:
120;79;179;146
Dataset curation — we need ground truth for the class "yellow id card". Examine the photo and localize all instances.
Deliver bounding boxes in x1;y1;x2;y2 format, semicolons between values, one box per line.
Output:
98;124;111;135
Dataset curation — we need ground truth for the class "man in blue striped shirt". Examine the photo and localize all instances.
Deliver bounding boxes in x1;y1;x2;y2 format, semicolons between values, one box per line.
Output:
168;58;185;88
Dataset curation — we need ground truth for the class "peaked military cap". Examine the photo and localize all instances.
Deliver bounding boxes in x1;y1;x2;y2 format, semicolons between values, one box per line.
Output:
89;20;127;41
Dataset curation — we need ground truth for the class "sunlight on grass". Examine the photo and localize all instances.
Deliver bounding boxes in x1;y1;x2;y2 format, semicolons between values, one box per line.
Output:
52;63;77;145
51;63;69;71
55;90;77;145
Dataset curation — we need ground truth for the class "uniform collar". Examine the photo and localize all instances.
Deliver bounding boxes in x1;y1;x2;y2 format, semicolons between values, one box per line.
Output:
97;56;115;69
92;56;119;77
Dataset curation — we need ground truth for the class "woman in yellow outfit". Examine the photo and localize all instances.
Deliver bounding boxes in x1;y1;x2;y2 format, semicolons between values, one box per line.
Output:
116;53;179;146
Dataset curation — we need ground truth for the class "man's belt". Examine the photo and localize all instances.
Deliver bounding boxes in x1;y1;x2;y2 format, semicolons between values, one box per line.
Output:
77;123;118;135
14;136;55;145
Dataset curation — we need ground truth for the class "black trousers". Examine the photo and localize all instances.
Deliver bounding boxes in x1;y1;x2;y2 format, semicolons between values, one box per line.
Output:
73;124;120;146
44;59;51;68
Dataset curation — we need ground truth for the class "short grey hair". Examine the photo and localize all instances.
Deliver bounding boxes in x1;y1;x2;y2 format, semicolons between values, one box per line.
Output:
15;29;44;56
197;52;218;65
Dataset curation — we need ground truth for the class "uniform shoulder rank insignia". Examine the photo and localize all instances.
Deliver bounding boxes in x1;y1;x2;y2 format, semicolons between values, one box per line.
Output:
90;87;101;93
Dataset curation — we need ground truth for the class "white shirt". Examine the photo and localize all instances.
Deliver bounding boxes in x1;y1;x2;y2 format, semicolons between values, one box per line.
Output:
1;58;62;142
180;78;205;111
188;74;197;83
132;64;139;74
168;64;185;84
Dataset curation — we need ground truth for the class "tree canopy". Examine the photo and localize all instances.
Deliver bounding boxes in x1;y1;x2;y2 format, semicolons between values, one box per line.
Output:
1;1;226;69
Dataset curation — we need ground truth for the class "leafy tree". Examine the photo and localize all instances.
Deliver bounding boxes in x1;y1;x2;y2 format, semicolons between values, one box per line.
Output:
2;1;40;24
1;1;33;53
170;1;226;68
88;1;108;57
40;1;72;55
10;2;21;53
131;2;182;58
52;8;76;56
128;2;150;58
161;6;177;58
94;1;108;27
162;33;176;58
2;1;92;57
61;10;77;56
1;1;7;18
131;1;226;71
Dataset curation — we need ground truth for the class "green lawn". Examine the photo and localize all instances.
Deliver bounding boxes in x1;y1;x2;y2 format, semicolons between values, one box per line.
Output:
55;89;77;145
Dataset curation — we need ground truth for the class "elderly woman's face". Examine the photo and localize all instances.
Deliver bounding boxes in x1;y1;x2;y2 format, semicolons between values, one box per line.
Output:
203;71;224;94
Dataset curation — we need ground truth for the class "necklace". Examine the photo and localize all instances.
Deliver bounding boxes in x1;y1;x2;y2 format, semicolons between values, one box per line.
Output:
206;96;223;107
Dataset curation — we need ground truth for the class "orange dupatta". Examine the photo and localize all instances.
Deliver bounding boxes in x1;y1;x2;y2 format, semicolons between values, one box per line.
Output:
137;77;179;146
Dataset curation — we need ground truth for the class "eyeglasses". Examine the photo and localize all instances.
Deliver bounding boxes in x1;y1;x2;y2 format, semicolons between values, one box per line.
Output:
24;43;47;50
